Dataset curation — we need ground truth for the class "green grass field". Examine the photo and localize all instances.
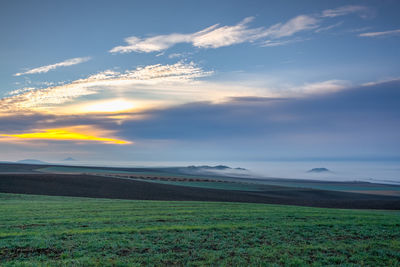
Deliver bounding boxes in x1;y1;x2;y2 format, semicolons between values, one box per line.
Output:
1;193;399;266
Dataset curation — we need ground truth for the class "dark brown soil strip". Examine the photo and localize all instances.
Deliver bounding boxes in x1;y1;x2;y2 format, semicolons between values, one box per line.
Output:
0;174;399;210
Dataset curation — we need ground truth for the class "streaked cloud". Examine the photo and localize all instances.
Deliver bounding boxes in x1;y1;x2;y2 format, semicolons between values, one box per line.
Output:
168;53;184;59
110;6;370;54
294;80;351;95
261;38;308;47
6;87;36;96
314;21;344;33
346;27;373;33
110;15;318;53
263;15;318;39
14;57;91;76
362;77;400;87
359;29;400;37
1;61;212;115
321;5;370;18
0;80;97;113
2;56;356;120
0;126;131;144
109;17;255;53
110;34;192;53
190;17;264;48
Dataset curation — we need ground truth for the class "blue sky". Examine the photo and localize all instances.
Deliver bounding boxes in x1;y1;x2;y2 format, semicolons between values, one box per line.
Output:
0;0;399;163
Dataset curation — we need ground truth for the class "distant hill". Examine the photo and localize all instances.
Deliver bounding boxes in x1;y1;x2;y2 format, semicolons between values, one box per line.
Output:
16;159;48;165
187;165;247;171
63;157;76;161
174;165;250;177
308;168;330;173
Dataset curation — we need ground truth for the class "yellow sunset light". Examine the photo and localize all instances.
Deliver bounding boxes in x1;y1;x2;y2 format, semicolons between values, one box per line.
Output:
81;99;136;113
1;128;131;145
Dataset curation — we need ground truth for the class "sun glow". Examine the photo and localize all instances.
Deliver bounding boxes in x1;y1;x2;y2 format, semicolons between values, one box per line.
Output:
81;99;136;113
1;128;131;144
55;98;163;116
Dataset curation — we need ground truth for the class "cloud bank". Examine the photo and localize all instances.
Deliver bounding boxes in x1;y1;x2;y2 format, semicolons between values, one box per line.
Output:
0;80;398;159
113;80;400;159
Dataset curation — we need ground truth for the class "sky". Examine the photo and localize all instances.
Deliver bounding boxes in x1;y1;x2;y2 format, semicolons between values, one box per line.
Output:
0;0;399;165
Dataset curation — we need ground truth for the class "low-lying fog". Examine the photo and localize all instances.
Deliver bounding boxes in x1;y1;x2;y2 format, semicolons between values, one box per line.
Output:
54;160;400;185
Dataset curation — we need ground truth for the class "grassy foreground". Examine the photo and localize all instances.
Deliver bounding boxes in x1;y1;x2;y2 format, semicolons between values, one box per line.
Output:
0;194;399;266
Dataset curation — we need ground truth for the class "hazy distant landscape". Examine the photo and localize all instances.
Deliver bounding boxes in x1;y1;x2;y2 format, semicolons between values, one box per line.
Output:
1;163;400;266
1;162;400;209
0;163;400;266
1;162;400;266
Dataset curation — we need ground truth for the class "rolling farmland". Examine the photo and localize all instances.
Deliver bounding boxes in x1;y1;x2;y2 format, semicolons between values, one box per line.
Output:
1;193;400;266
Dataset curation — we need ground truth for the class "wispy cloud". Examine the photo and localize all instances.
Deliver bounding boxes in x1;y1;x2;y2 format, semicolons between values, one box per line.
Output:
261;38;307;47
14;57;91;76
110;15;318;53
110;6;370;54
109;17;253;53
294;80;351;95
359;29;400;37
321;5;370;18
1;61;354;119
88;62;210;81
190;17;264;48
346;27;373;33
168;53;184;59
263;15;318;38
1;62;212;114
6;87;36;96
314;21;344;33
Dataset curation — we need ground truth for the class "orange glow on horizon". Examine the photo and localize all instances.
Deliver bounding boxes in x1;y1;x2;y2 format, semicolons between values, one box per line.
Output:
1;128;131;145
